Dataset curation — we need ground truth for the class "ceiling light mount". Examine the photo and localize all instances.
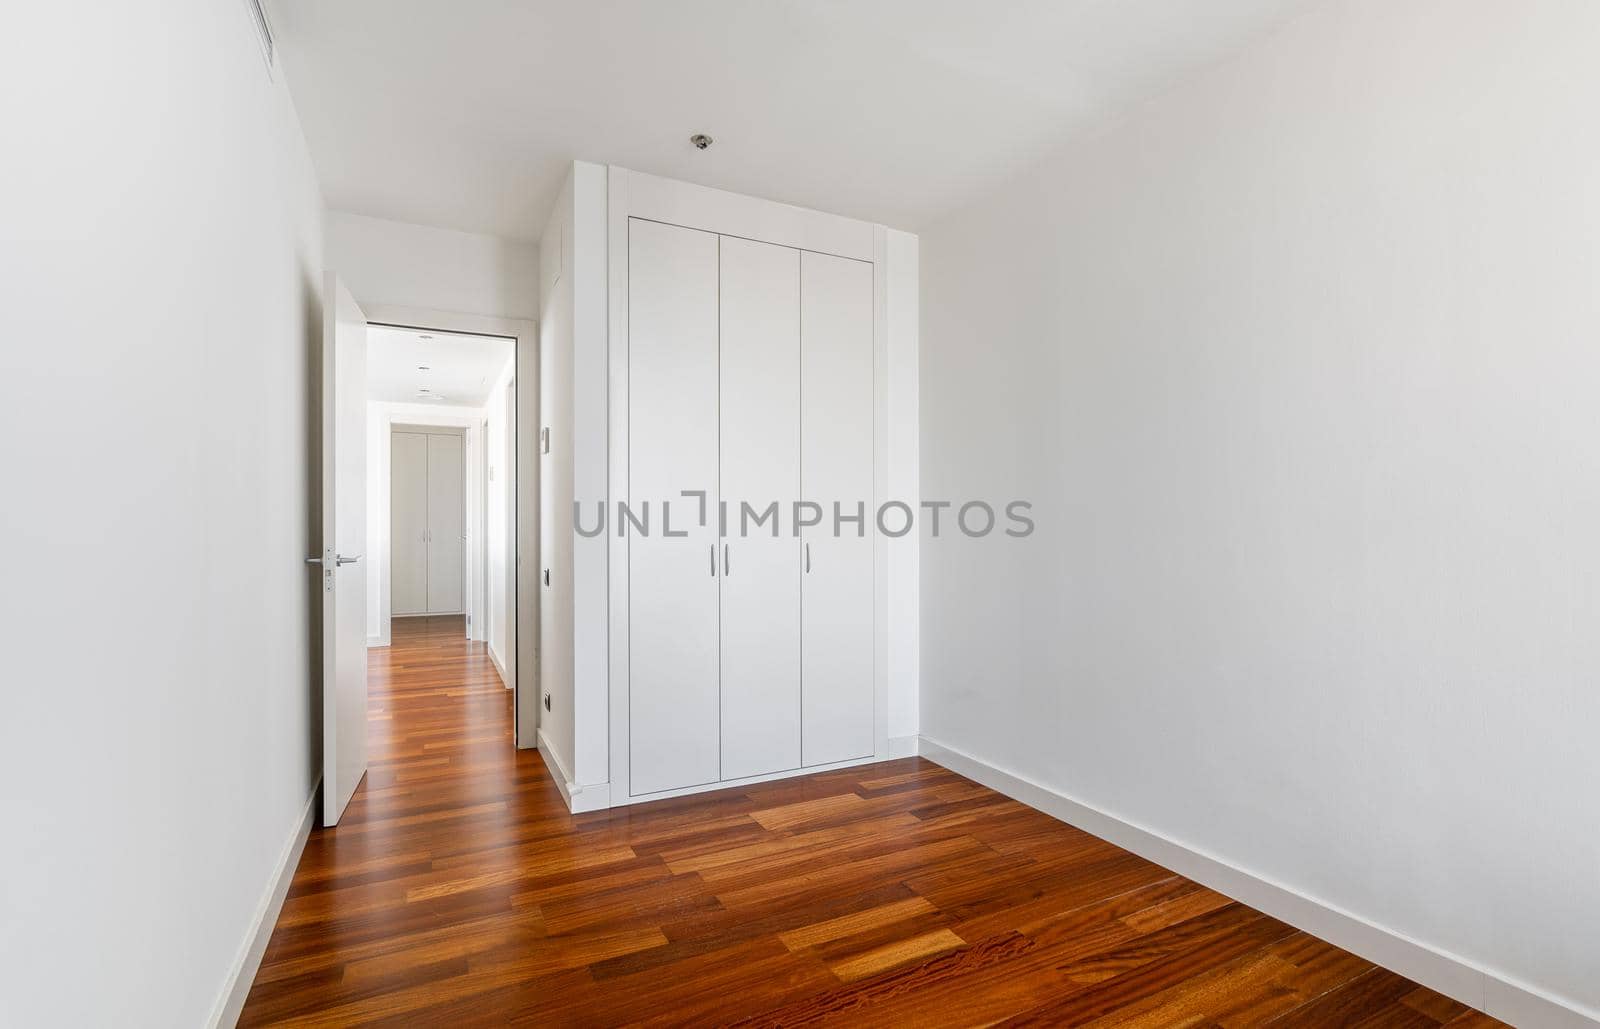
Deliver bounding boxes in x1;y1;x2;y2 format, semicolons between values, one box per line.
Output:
689;133;713;151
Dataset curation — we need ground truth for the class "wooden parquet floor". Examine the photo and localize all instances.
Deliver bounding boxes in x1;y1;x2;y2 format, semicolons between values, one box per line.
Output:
239;615;1503;1027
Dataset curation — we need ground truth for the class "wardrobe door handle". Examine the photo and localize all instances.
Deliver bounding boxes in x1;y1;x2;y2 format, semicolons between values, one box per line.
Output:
710;543;716;576
805;542;811;573
724;543;730;576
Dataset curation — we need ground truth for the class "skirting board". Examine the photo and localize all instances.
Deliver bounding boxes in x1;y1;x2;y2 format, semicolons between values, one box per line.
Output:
915;736;1597;1029
206;781;319;1029
488;647;509;690
536;728;611;814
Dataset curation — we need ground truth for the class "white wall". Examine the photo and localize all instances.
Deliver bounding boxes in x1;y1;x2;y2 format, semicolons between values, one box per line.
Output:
0;2;324;1026
919;0;1600;1021
538;169;578;781
325;210;538;320
537;160;610;794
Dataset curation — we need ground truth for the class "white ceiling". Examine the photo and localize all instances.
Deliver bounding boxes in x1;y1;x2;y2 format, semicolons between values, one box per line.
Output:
267;0;1320;240
367;324;513;407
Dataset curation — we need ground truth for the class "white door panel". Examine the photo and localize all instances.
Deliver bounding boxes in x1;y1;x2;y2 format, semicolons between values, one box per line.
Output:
426;432;464;613
719;237;801;780
322;273;369;826
800;534;873;765
390;432;428;615
629;219;721;795
800;252;875;766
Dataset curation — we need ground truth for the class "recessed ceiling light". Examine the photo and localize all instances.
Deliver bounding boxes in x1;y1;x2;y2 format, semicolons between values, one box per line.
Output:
418;387;430;392
690;133;713;150
418;365;430;372
418;334;433;341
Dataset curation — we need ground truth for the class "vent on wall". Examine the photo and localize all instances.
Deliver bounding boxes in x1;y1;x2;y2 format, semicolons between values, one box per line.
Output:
243;0;275;70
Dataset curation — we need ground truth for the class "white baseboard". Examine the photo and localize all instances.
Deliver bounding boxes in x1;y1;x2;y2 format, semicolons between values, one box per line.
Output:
537;728;575;806
488;647;509;689
535;728;610;812
207;781;319;1029
915;735;1597;1029
365;634;385;647
569;781;612;813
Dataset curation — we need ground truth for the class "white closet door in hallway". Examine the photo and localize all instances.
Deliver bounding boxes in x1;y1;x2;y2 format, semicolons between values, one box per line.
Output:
391;428;465;616
391;432;429;615
426;433;465;612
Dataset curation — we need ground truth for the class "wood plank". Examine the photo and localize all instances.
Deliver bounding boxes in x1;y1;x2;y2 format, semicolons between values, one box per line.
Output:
778;896;938;952
828;928;968;983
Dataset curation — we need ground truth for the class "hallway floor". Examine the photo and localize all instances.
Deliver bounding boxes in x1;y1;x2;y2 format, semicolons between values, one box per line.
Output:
239;617;1501;1026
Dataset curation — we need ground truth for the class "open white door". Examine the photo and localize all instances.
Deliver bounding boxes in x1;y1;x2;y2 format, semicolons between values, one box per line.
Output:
320;272;368;826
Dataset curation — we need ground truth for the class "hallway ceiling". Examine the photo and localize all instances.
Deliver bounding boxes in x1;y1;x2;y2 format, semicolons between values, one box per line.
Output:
367;325;512;407
266;0;1320;240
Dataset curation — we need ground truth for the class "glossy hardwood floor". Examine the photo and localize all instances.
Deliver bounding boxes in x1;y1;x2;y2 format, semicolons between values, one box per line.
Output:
241;616;1502;1027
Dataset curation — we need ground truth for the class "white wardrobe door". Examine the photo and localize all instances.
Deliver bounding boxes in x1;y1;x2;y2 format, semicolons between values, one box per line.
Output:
629;218;722;795
426;432;464;614
390;431;429;616
800;251;876;767
719;236;801;780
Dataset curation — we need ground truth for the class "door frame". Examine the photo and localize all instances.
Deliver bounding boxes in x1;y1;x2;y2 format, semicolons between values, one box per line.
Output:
363;304;539;750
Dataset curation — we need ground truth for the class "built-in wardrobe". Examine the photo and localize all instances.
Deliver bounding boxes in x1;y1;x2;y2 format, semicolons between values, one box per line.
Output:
624;216;876;799
390;427;465;616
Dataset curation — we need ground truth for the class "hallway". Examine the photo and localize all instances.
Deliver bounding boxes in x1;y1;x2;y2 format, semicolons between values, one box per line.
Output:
235;618;1497;1026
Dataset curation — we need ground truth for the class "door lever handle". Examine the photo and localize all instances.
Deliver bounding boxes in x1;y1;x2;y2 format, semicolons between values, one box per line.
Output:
336;554;362;565
305;556;322;565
